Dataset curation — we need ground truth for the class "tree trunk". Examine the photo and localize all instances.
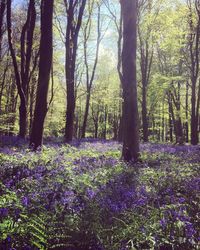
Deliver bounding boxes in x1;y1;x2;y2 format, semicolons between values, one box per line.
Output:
0;60;8;113
142;85;148;142
7;0;36;138
168;99;173;142
82;92;90;138
103;105;108;139
0;0;6;60
120;0;140;162
30;0;54;149
185;81;189;143
191;79;198;144
64;0;86;143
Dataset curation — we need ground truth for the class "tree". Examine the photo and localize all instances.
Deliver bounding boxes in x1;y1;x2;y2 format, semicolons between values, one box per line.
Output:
81;2;103;138
120;0;140;161
103;0;123;141
138;0;155;142
0;0;6;61
64;0;86;143
30;0;54;149
7;0;36;138
187;0;200;145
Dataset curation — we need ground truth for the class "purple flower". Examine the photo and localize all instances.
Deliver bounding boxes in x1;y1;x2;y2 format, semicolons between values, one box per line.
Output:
86;188;96;199
0;207;8;217
185;222;196;238
178;197;185;203
160;218;167;229
21;196;29;207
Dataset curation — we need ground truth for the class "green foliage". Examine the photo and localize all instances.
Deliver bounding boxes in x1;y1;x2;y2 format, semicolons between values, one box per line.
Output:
0;142;199;249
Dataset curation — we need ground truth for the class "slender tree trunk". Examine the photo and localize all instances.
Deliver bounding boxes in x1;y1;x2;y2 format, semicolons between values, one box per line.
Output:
103;105;108;139
185;81;189;143
82;92;90;138
7;0;36;138
161;101;165;142
0;0;6;60
81;4;101;138
64;0;86;143
168;99;173;142
142;85;148;142
191;79;198;144
0;60;8;113
29;77;36;135
94;122;98;138
30;0;54;149
121;0;140;161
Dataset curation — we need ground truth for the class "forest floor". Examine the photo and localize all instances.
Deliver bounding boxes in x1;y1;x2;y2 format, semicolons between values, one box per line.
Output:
0;138;200;249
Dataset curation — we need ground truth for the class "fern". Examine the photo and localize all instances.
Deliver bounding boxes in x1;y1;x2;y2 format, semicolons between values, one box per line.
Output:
20;213;74;249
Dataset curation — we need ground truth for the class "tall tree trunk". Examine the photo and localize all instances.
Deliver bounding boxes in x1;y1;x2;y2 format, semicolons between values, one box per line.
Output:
168;98;173;142
64;0;86;143
81;3;101;138
30;0;54;149
142;85;148;142
191;79;198;144
0;0;6;60
7;0;36;138
121;0;140;162
161;101;165;142
188;1;200;145
103;105;108;139
82;93;90;138
0;59;8;113
185;81;189;143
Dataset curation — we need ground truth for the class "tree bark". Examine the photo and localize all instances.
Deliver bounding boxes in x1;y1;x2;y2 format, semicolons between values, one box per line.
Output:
120;0;140;162
0;0;6;60
30;0;54;149
81;3;101;138
185;81;189;143
188;1;200;145
64;0;86;143
7;0;36;138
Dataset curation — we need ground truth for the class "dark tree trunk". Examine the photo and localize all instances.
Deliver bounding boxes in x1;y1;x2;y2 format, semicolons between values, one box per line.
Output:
81;4;101;138
191;79;198;144
94;123;98;138
103;105;108;139
64;0;86;143
138;14;153;143
142;85;148;142
30;0;54;149
91;103;100;139
161;102;165;142
0;0;6;60
82;93;90;138
168;99;173;142
7;0;36;138
118;94;123;142
29;78;36;135
188;2;200;145
0;59;8;113
120;0;140;162
185;81;189;143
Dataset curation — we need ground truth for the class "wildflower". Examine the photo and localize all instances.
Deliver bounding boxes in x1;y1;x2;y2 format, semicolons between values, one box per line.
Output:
86;188;96;199
0;207;8;217
160;218;167;229
21;196;29;207
185;222;196;238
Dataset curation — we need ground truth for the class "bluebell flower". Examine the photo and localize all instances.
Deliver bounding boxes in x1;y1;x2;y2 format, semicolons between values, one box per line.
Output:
185;222;196;238
160;218;167;229
0;207;8;217
22;196;29;207
86;188;96;199
178;197;185;203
